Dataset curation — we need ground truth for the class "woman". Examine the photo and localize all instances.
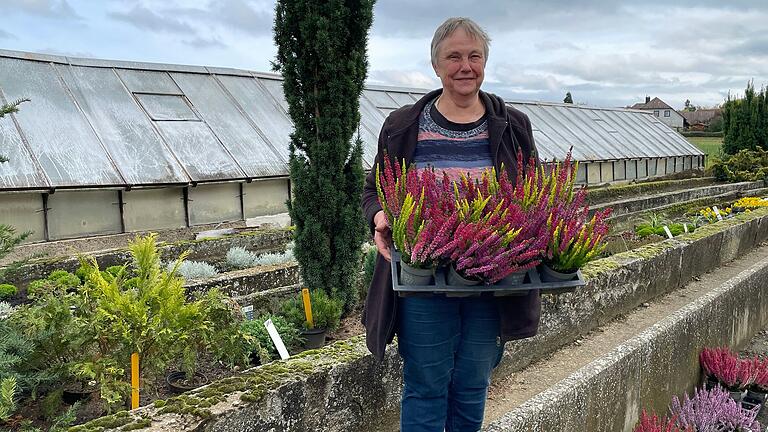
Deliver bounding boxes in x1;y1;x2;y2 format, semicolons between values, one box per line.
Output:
361;17;541;432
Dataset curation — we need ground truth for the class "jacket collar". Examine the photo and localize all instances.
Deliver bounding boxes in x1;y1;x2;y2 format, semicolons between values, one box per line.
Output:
388;88;511;135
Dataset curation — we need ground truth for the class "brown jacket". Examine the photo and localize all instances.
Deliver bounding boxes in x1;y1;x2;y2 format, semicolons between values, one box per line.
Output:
361;88;542;361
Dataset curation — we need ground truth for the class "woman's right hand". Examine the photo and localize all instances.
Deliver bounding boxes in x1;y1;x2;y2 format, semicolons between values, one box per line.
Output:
373;210;392;262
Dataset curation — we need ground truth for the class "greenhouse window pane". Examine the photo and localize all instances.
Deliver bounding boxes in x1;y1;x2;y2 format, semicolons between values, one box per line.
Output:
136;94;199;121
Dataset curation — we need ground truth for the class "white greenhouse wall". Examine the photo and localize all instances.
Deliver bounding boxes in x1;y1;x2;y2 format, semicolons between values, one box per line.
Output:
188;183;242;226
0;193;45;242
243;179;289;218
600;162;614;183
47;190;122;240
123;187;186;232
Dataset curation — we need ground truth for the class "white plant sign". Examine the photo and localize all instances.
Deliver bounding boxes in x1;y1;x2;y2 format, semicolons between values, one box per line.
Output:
662;226;674;239
264;318;290;360
713;206;723;221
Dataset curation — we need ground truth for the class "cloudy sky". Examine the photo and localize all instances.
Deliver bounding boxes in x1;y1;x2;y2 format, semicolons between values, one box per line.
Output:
1;0;766;109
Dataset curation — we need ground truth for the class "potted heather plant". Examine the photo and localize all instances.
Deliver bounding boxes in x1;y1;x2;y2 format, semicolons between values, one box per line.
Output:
741;356;768;413
670;386;760;432
541;206;612;281
699;347;748;401
376;157;446;285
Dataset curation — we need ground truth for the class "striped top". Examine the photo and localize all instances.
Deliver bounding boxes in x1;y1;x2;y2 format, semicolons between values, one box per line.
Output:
413;97;493;182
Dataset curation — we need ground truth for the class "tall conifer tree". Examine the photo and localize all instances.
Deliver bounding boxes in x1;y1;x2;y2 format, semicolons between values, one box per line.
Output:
0;99;28;163
273;0;374;310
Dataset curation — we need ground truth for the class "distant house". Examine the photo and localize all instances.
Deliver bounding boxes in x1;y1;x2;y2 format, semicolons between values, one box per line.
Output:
679;109;722;131
630;96;685;130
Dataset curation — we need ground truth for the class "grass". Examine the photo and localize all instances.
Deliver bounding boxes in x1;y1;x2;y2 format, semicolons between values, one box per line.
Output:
687;136;722;168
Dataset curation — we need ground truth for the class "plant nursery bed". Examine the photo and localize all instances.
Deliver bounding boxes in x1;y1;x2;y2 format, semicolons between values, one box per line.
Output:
391;251;585;296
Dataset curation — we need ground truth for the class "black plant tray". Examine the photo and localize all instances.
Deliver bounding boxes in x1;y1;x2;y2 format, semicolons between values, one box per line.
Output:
390;250;585;296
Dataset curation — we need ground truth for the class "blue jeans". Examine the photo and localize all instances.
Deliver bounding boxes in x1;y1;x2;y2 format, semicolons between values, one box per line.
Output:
397;295;504;432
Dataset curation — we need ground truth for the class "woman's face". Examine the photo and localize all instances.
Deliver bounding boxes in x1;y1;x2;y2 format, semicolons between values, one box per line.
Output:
432;27;486;100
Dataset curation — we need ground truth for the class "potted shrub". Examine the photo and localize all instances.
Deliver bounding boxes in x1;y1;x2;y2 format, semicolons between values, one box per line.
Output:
280;289;342;349
541;206;612;282
240;313;302;364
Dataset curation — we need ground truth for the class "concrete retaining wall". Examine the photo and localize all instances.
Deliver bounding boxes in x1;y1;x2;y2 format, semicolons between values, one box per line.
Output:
76;208;768;432
485;251;768;431
593;180;764;219
585;177;716;205
497;207;768;376
4;229;292;286
185;263;299;299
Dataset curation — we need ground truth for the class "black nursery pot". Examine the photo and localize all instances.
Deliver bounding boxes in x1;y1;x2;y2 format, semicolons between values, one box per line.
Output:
302;327;327;349
743;388;768;414
62;385;96;405
704;375;720;390
166;371;209;394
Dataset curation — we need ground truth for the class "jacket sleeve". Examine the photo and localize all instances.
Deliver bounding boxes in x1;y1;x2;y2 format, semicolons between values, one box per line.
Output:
361;118;389;236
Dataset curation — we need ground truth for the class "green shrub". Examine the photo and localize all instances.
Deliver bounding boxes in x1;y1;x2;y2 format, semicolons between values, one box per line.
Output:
195;288;249;368
0;377;16;421
104;265;125;278
71;234;206;409
280;289;343;332
361;246;377;301
0;284;16;299
25;279;51;298
709;148;768;182
240;314;303;363
47;270;80;288
0;316;58;399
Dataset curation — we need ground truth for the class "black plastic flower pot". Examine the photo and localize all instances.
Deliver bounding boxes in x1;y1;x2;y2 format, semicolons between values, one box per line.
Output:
166;371;209;394
302;327;327;349
62;383;96;405
704;375;720;390
539;263;578;283
399;261;433;286
743;389;768;415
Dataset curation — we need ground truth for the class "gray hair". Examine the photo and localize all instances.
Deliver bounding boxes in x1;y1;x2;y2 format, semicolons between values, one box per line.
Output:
430;17;491;66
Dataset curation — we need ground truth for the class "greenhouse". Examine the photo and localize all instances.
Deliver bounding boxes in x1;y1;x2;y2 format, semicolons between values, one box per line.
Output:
0;49;704;241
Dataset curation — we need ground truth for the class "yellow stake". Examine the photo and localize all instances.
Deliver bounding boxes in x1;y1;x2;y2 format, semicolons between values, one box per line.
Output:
302;288;314;329
131;352;139;410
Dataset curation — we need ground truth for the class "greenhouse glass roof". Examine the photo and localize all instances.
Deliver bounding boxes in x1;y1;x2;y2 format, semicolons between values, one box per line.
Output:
0;49;703;191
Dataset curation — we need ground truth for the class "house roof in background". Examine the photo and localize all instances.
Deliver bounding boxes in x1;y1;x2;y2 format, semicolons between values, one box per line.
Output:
0;49;703;191
679;108;722;124
631;97;675;110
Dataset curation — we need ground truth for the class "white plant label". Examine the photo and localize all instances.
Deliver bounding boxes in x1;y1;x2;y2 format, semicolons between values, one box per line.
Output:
713;206;723;221
242;305;254;321
683;223;689;233
264;318;290;360
663;226;674;239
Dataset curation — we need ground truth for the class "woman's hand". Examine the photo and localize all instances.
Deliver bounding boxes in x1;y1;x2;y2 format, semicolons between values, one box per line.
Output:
373;210;392;262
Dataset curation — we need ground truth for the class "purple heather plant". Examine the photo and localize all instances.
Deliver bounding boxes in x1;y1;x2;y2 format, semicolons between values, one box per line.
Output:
522;149;612;273
376;155;447;267
429;167;547;284
670;386;760;432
